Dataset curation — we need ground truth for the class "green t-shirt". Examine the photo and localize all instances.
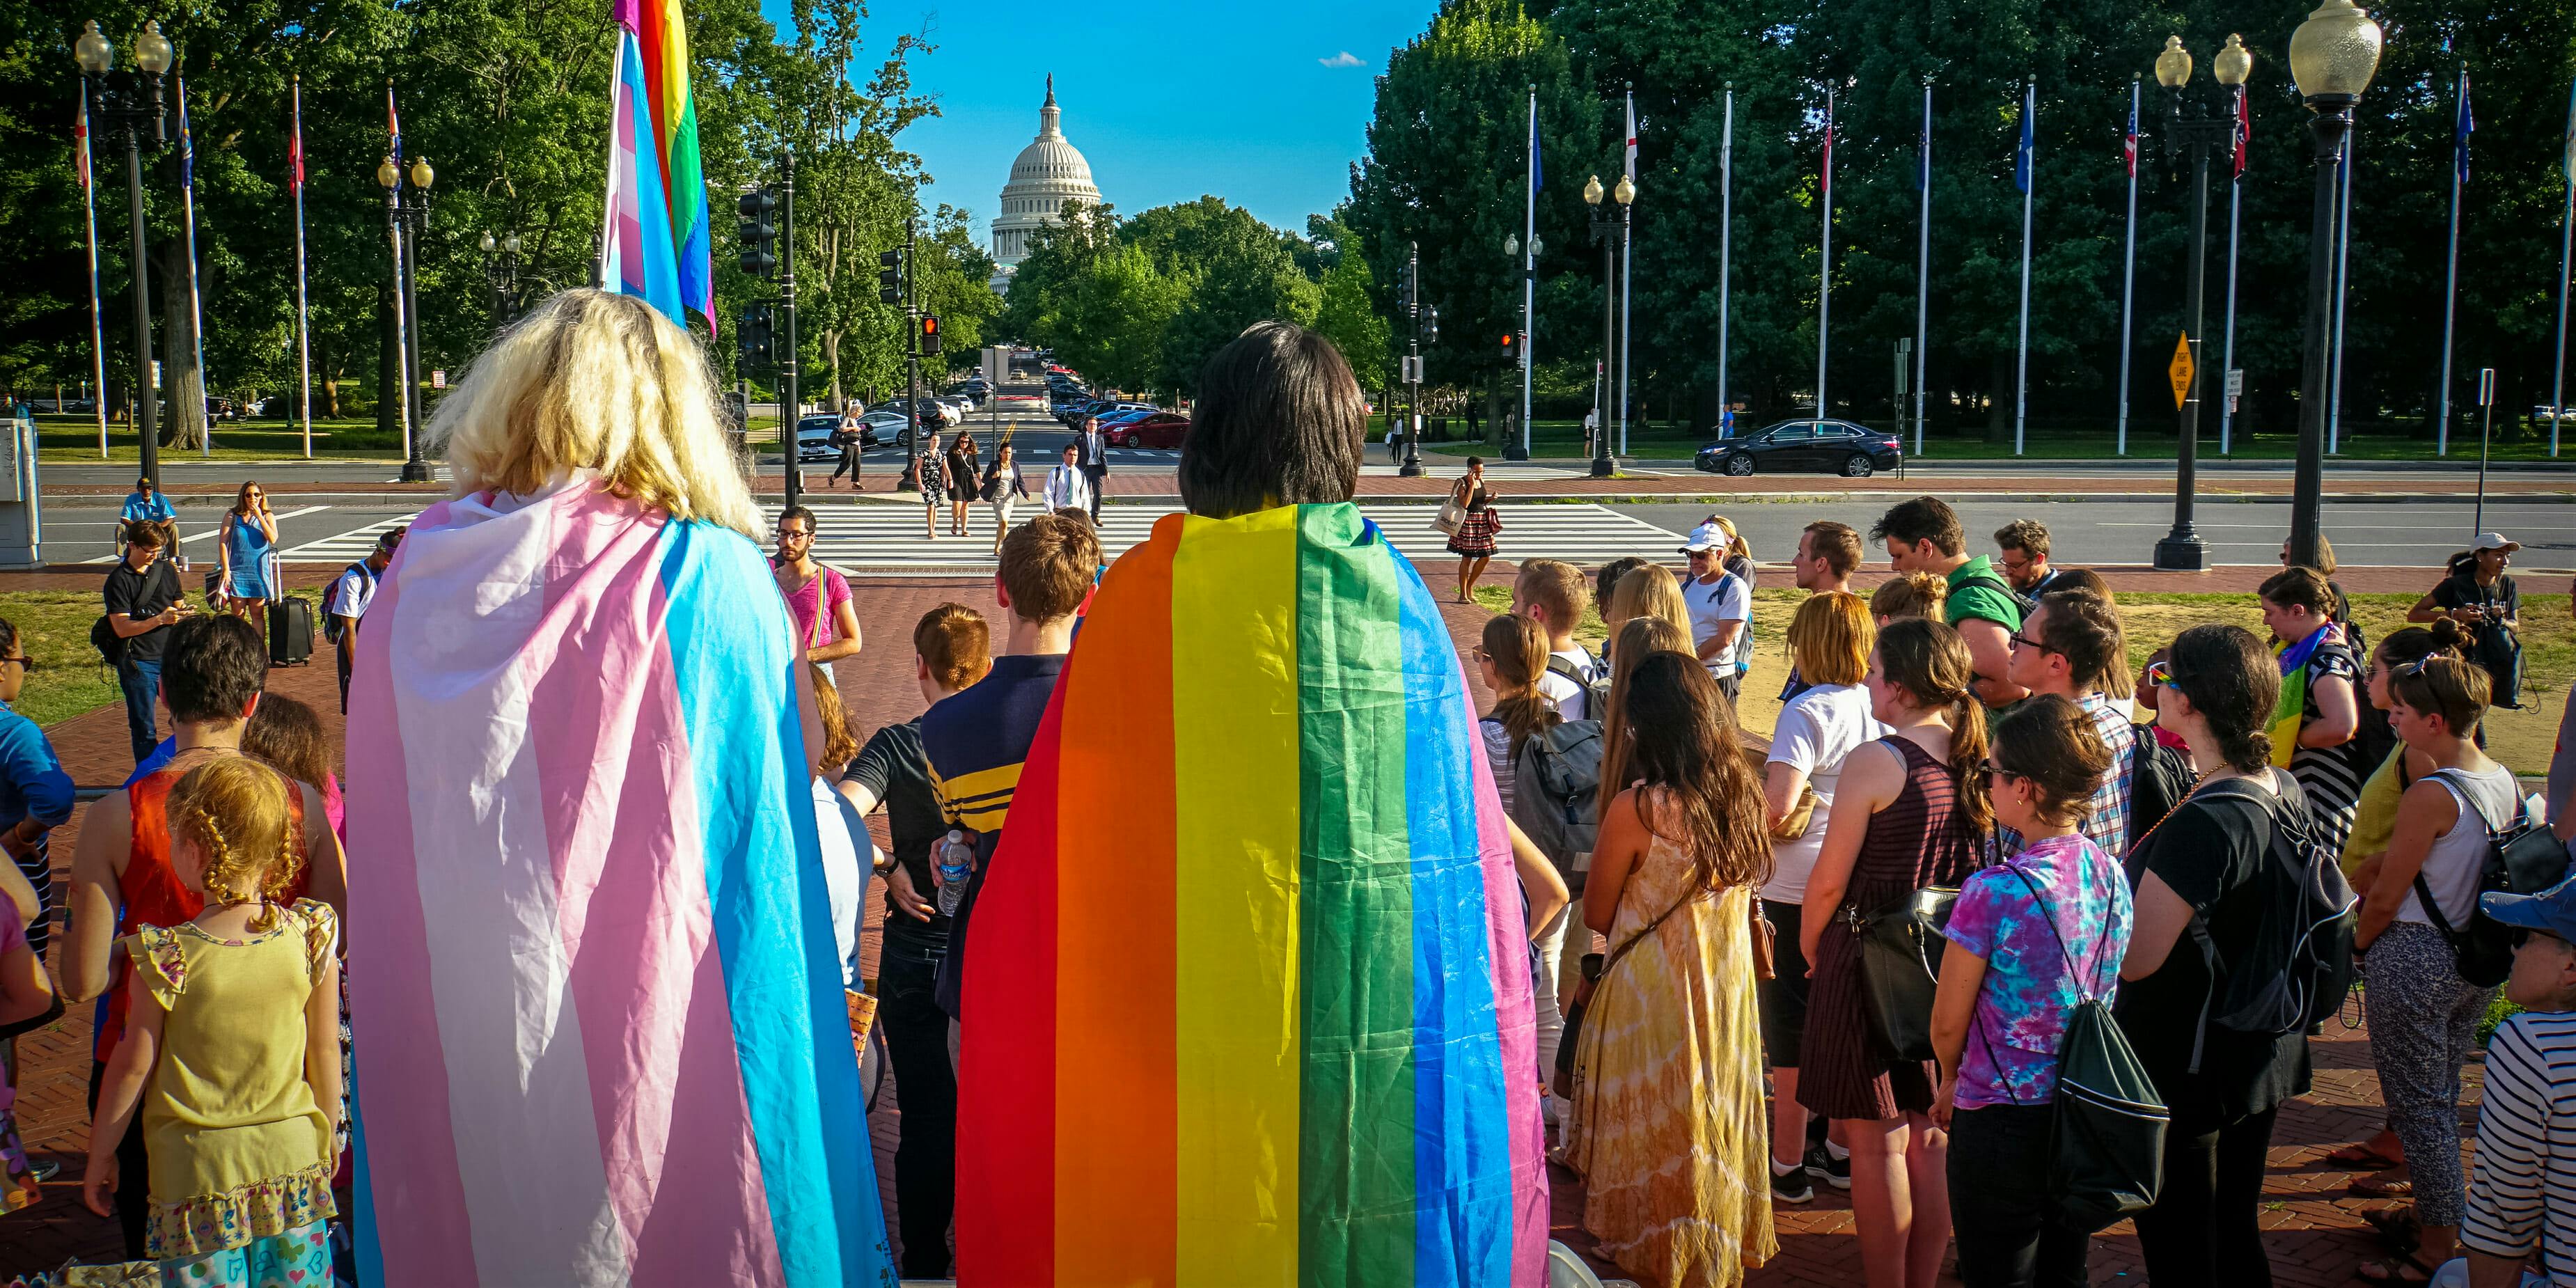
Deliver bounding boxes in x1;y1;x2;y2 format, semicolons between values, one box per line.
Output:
1945;555;2025;632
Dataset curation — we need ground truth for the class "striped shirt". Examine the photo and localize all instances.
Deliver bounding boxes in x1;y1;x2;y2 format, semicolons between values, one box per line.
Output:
1994;691;2136;863
921;652;1067;1019
2462;1008;2576;1285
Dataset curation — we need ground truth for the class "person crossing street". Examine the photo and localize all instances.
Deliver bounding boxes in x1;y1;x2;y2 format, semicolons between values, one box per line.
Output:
1076;416;1110;524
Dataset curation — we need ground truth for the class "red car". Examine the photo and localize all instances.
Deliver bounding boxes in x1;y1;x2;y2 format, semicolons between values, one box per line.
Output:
1107;412;1192;448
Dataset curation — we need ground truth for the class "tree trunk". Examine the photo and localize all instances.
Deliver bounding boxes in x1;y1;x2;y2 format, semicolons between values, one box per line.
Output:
378;283;400;441
825;327;845;411
158;239;207;451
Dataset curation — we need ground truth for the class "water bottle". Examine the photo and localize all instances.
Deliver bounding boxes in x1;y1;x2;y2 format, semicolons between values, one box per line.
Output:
936;829;975;916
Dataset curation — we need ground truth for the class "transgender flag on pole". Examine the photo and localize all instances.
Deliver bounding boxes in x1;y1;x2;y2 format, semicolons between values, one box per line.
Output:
599;0;709;329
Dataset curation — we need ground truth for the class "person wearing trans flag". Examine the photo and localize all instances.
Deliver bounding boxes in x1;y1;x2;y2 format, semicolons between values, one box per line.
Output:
345;290;896;1288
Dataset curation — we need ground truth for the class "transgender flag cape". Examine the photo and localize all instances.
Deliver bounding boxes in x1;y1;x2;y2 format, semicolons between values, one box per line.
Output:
957;503;1548;1287
345;475;896;1288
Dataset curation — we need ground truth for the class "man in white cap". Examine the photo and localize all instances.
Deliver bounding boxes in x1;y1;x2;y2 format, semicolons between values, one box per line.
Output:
1679;522;1751;706
2411;531;2523;708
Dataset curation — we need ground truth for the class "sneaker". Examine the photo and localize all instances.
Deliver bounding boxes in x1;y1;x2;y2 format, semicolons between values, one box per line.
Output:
1806;1144;1851;1191
1770;1163;1813;1205
27;1159;58;1183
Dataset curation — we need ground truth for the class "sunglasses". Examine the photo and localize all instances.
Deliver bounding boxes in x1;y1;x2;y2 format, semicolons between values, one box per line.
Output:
0;657;31;672
1468;646;1489;662
2144;659;2181;690
1979;759;2020;783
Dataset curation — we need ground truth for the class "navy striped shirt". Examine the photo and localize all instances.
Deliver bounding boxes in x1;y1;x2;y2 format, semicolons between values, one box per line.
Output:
2463;1008;2576;1284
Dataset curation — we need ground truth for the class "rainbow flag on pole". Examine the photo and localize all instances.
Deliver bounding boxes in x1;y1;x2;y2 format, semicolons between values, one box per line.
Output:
600;0;711;329
956;503;1549;1287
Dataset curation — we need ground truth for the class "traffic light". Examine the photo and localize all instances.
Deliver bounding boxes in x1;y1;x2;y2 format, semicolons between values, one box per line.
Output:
1424;305;1440;345
878;249;904;305
738;304;773;369
737;190;778;278
1396;260;1415;313
1500;331;1516;361
920;314;943;356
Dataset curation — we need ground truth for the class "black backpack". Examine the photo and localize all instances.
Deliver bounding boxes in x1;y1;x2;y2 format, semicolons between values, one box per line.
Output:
1954;568;2037;621
2188;771;2359;1069
1976;867;2168;1233
1509;720;1604;890
2412;770;2568;988
321;561;375;643
2121;730;2195;862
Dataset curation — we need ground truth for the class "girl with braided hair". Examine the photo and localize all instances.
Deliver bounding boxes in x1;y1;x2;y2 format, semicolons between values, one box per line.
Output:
84;757;339;1288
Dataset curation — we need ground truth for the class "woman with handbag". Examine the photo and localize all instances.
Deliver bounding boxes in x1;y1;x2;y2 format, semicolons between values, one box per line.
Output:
980;443;1030;557
1444;457;1496;603
945;433;981;537
1761;591;1885;1204
1561;650;1777;1287
1797;617;1988;1288
1928;696;2133;1288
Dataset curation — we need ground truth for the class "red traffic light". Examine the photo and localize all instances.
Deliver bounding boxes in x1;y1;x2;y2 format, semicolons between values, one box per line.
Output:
920;314;943;355
1500;333;1516;350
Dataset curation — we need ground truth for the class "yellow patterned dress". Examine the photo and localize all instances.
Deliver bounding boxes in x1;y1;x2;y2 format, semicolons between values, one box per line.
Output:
1563;823;1776;1288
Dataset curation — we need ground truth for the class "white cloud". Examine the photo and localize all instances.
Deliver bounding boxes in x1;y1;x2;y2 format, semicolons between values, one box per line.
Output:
1318;51;1365;68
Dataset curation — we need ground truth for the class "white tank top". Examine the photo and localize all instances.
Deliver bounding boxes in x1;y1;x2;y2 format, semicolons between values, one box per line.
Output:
2398;764;2522;929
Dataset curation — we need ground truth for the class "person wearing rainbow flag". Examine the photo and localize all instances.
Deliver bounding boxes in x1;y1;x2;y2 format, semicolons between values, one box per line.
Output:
2259;566;2363;854
955;321;1558;1285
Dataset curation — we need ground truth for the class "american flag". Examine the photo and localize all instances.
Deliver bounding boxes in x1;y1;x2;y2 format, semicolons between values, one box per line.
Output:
2123;86;2137;178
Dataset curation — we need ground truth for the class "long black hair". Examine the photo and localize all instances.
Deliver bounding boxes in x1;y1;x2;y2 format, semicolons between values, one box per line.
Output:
1177;322;1366;519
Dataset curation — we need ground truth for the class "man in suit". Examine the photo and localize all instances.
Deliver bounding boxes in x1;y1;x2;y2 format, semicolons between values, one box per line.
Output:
1076;416;1109;523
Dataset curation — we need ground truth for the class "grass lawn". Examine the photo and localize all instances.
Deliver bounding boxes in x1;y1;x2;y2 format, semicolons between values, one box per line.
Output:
1467;583;2573;776
33;416;409;464
1414;416;2569;464
0;586;324;730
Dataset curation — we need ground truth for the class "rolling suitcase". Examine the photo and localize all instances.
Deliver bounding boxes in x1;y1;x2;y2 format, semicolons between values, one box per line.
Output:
269;596;314;666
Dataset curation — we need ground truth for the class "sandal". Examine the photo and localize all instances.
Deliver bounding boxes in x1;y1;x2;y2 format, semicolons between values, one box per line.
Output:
2327;1140;2405;1170
2348;1170;2414;1199
2353;1254;2437;1285
2360;1208;2422;1254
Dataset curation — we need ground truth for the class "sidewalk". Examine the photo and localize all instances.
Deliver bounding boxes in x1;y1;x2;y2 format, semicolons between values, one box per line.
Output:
0;576;2462;1284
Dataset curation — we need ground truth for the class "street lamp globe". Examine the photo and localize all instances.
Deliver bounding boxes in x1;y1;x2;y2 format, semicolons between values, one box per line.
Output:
409;156;434;189
2290;0;2383;102
376;156;400;189
74;20;113;73
1530;235;1544;257
2215;33;2255;86
1583;174;1603;205
133;21;171;74
2154;35;2193;88
503;233;522;254
1613;174;1636;205
480;230;497;253
1504;233;1518;258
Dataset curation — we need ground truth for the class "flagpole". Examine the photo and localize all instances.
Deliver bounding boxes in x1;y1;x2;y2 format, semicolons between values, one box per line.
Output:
1619;84;1634;458
178;74;210;459
1914;79;1931;458
2330;131;2353;455
2117;76;2138;457
2436;67;2465;457
2552;80;2574;457
294;75;312;459
78;91;109;459
389;81;413;466
1521;84;1534;461
1718;84;1732;437
1816;86;1832;418
2217;85;2244;458
2014;78;2033;457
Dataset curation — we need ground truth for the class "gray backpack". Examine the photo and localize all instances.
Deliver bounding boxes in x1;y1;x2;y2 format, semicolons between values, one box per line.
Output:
1509;720;1603;890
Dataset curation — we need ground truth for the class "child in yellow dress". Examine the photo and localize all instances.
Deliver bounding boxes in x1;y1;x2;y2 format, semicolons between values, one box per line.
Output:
84;757;340;1287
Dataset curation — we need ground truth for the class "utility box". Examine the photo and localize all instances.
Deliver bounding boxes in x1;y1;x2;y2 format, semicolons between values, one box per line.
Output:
0;415;40;569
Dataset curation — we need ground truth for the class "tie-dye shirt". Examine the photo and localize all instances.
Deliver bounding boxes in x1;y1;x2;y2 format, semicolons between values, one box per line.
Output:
1942;832;2135;1110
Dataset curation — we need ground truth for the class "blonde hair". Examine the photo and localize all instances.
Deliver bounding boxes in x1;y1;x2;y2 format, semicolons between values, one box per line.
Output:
1703;514;1753;563
1789;590;1874;688
810;664;858;769
1871;570;1947;622
432;289;760;539
168;757;305;932
1605;564;1692;645
1596;615;1695;803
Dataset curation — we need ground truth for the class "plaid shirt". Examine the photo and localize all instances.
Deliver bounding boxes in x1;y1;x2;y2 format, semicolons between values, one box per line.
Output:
1993;690;2139;861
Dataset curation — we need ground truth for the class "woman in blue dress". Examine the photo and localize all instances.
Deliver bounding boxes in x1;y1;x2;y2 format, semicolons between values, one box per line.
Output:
218;480;281;638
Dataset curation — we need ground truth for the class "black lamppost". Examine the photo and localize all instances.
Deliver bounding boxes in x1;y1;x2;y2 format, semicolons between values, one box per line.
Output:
2288;0;2384;569
2150;32;2252;571
1583;171;1633;479
1397;242;1436;478
73;18;173;487
379;151;434;482
479;230;522;327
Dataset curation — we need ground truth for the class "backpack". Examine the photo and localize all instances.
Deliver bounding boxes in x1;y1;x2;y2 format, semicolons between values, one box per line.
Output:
2186;771;2358;1069
1544;650;1610;720
89;614;123;666
2121;730;2195;856
1509;720;1604;890
2412;770;2567;988
1976;867;2167;1234
321;561;375;643
1954;568;2037;621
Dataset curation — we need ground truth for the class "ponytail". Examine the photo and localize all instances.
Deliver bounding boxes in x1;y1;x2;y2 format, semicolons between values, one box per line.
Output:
1947;691;1993;835
1874;618;1994;833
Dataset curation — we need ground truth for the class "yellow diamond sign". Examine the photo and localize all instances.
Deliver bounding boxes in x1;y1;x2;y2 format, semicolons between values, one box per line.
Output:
2169;333;2194;409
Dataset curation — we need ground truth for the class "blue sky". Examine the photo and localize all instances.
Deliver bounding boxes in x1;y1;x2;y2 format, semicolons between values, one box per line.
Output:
761;0;1440;240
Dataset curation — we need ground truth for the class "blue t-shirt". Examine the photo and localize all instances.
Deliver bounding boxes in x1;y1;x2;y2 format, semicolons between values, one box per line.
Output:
1941;833;2134;1109
124;737;179;787
121;492;176;525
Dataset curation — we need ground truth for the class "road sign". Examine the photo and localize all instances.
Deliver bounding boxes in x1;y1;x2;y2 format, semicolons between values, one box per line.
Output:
2479;368;2496;406
2225;369;2244;397
2168;333;2194;409
432;370;447;390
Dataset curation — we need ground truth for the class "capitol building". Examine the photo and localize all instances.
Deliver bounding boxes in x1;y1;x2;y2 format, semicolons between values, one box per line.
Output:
989;76;1102;294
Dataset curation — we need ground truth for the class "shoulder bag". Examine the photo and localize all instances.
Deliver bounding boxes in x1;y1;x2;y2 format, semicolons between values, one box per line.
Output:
1551;885;1699;1100
1435;479;1468;536
1848;883;1961;1062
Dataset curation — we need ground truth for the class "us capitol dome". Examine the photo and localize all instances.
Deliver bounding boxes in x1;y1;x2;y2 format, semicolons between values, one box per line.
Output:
989;74;1103;294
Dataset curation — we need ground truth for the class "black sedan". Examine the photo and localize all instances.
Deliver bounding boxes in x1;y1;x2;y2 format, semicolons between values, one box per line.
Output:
1695;419;1903;478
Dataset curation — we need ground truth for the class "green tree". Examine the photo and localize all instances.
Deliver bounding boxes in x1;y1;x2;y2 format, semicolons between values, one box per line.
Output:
1312;250;1394;393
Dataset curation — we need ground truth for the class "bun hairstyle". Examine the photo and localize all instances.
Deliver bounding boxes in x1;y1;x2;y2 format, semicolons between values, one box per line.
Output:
2390;654;2492;737
167;757;305;933
2376;620;2468;669
1596;615;1695;801
2165;624;2280;774
2258;565;2337;618
1617;652;1773;895
1480;613;1560;757
1872;618;1993;833
1869;570;1948;623
1992;694;2112;827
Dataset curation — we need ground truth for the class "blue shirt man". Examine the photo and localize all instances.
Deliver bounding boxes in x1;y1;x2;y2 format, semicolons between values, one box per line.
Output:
120;478;175;526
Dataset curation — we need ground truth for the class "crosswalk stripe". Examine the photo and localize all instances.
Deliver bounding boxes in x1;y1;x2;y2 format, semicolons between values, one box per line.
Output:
279;503;1688;574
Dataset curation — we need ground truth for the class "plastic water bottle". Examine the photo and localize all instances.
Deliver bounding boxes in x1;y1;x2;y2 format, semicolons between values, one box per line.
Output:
936;829;974;916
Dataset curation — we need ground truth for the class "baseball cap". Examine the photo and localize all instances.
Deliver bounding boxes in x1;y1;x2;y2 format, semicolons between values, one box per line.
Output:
1679;522;1725;555
2469;531;2522;555
2481;870;2576;945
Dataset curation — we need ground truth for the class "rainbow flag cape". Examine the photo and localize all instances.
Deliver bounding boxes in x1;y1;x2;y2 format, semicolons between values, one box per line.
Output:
345;476;894;1288
956;503;1548;1287
2270;622;2341;768
600;0;712;330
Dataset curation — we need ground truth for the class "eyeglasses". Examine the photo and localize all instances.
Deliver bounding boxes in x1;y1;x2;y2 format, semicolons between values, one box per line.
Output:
2008;631;2053;654
776;528;812;542
2144;659;2181;690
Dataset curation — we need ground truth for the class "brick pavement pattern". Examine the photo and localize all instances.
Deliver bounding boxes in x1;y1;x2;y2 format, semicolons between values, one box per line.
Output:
0;575;2479;1285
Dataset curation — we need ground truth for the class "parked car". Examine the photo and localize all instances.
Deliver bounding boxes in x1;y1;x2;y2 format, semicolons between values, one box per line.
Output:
869;398;953;428
1060;398;1158;427
1695;418;1903;478
1105;411;1192;449
794;414;847;463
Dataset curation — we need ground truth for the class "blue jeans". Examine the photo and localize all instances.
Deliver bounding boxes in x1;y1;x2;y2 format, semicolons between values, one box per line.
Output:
118;657;161;764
